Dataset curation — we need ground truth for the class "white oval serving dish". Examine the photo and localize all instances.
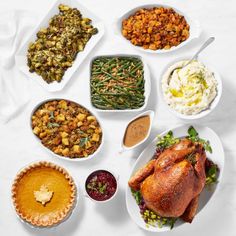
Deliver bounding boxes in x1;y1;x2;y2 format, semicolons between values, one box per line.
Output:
159;57;222;120
114;4;201;54
30;98;104;162
120;110;154;152
15;0;105;92
126;124;224;232
89;54;151;113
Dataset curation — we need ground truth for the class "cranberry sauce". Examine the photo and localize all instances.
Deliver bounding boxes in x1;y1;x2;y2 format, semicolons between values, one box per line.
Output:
86;170;117;201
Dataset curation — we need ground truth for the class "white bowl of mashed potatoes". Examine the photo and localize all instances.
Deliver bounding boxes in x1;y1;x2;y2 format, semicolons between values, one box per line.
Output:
160;59;222;119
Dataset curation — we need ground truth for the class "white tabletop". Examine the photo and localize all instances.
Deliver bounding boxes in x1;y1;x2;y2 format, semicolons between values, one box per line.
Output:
0;0;236;236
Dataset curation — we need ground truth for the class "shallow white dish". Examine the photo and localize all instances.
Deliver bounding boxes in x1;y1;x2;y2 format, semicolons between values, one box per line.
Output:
126;124;224;232
15;0;105;92
89;54;151;112
114;4;201;54
159;57;222;120
30;98;104;162
120;110;154;152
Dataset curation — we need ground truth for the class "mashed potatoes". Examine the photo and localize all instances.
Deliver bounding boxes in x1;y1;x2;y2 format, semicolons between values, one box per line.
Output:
162;60;217;115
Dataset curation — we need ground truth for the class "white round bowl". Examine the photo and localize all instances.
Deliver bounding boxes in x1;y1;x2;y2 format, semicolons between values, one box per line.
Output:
159;57;222;120
84;169;119;204
30;98;104;162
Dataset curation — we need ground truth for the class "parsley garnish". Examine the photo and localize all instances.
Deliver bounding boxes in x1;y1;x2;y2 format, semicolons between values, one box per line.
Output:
47;122;59;128
206;165;218;185
131;189;142;205
187;126;212;153
79;137;89;147
156;131;180;149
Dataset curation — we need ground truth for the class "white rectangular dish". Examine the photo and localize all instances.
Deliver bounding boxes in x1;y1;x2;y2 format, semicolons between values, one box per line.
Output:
89;54;151;113
15;0;105;92
114;4;201;54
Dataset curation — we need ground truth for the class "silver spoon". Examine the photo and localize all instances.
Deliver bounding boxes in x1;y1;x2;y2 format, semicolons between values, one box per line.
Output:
170;37;215;75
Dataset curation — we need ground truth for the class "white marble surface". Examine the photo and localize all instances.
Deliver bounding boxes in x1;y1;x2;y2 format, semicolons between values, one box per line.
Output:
0;0;236;235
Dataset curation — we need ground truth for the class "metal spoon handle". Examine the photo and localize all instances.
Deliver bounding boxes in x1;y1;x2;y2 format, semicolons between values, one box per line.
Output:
190;37;215;61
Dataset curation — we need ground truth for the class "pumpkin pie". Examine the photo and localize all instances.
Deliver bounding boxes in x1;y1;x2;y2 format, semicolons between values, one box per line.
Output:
11;161;76;227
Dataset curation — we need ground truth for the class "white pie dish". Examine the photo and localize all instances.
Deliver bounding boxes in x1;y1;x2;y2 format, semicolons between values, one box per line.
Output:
114;4;201;54
15;0;105;92
30;98;104;162
11;161;78;228
126;124;224;232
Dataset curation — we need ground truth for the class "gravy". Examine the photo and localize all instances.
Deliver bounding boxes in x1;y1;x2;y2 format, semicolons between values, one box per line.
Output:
124;115;150;147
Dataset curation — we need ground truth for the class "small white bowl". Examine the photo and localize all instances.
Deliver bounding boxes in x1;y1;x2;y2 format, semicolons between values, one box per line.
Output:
30;98;104;162
159;58;222;120
114;4;201;54
89;54;151;113
84;169;119;204
120;110;154;152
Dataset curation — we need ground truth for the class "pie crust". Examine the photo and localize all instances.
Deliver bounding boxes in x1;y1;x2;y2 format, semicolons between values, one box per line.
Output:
11;161;76;227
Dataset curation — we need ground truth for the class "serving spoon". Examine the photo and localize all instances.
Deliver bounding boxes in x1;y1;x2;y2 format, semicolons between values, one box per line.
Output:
170;37;215;75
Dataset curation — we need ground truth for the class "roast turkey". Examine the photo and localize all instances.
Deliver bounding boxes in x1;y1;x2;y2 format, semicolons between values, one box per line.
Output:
128;139;206;222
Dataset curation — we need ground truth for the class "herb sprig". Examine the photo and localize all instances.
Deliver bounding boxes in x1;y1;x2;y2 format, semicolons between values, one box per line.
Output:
187;126;212;153
87;177;107;194
79;137;89;147
156;131;180;150
47;122;59;128
131;189;142;205
206;165;218;185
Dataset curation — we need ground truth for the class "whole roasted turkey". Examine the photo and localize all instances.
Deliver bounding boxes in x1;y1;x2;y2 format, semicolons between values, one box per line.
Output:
128;139;206;223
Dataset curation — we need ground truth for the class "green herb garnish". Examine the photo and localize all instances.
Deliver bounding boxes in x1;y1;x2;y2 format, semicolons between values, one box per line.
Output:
79;137;89;147
206;165;218;185
98;182;107;194
87;180;107;194
156;131;180;149
169;218;177;229
186;153;197;165
131;189;142;205
78;130;86;135
47;122;59;128
187;126;212;153
87;183;97;191
49;111;54;120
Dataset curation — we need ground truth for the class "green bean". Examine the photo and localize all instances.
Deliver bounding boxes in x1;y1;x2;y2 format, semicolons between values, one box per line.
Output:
91;57;145;110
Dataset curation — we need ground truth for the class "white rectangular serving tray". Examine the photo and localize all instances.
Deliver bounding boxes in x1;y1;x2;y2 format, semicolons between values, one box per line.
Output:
15;0;105;92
